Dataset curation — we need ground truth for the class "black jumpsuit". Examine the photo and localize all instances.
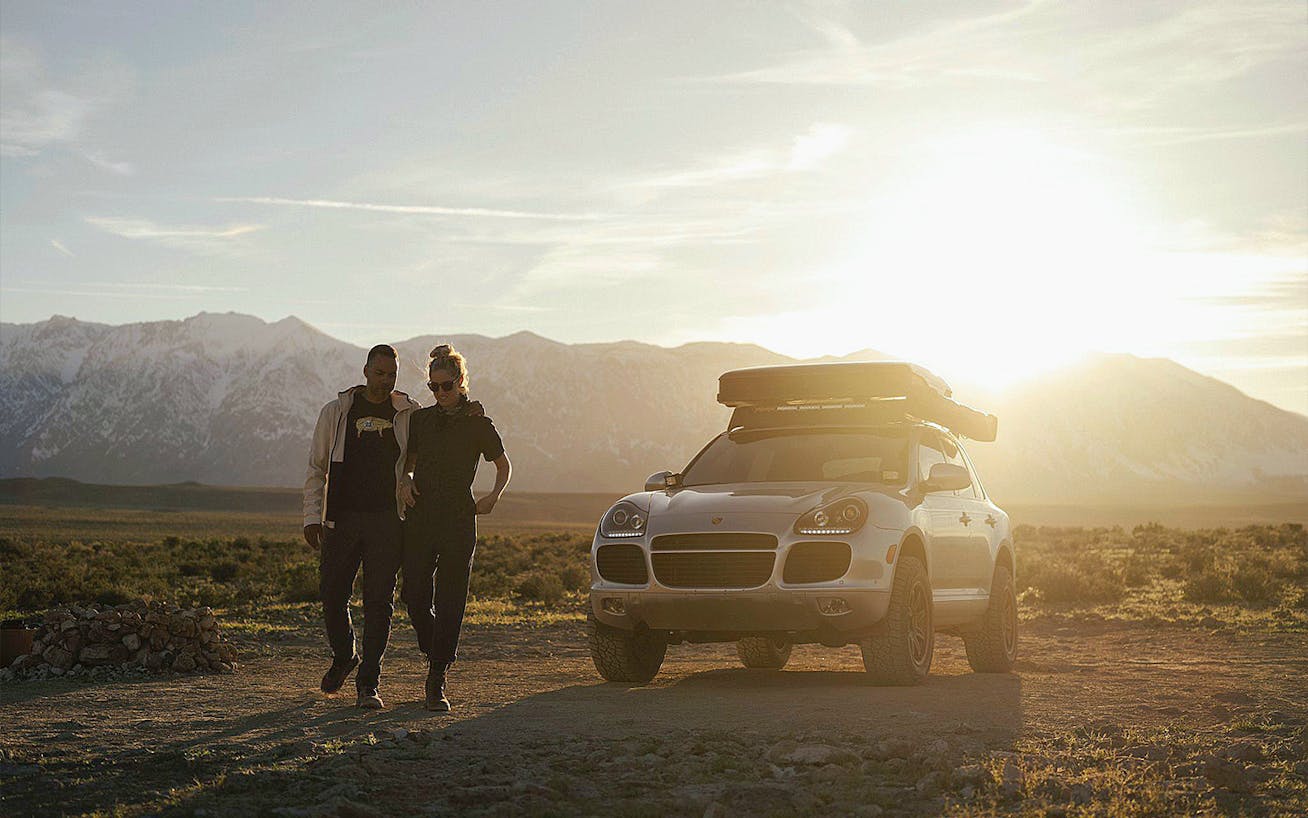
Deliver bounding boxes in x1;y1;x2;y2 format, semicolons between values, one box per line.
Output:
400;403;505;665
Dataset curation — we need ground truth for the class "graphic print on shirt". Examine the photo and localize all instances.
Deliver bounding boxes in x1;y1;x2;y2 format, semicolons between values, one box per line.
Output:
355;416;394;437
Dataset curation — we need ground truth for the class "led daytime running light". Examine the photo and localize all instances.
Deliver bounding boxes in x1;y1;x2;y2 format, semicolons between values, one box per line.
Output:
795;498;868;536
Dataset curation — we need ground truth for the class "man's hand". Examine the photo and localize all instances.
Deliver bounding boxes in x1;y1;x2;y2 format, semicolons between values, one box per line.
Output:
467;400;485;418
303;524;323;549
399;475;420;508
475;494;498;515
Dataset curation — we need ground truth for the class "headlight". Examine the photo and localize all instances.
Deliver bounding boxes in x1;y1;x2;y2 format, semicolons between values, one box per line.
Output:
795;498;867;536
600;501;647;538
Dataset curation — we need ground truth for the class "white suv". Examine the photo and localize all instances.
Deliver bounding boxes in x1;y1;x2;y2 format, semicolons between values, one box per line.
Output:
587;362;1016;686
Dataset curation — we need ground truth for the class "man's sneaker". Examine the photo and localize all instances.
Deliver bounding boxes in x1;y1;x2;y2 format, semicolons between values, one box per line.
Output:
356;689;384;709
425;663;451;712
320;655;359;693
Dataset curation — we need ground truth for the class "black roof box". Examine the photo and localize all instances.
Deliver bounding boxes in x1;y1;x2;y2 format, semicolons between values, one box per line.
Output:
718;362;998;442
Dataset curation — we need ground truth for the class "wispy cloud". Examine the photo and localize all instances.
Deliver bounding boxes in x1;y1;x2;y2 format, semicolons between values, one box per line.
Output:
85;216;264;255
0;36;133;160
626;123;855;193
0;285;220;302
1109;122;1308;147
700;1;1302;107
81;150;134;175
217;196;604;222
49;240;74;257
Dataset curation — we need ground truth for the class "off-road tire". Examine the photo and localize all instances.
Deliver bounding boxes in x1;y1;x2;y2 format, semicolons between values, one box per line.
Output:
963;564;1018;673
860;556;933;685
588;615;666;684
736;636;792;669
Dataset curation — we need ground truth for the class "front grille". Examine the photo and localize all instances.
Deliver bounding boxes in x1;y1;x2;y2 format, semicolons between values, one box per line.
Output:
596;544;648;584
783;541;852;583
652;552;775;589
651;533;779;551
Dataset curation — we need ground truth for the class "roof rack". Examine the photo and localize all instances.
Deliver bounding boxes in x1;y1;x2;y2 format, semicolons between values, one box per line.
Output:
718;362;998;442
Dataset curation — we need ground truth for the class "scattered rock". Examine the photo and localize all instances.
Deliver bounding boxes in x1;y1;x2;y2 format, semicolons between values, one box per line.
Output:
915;770;947;796
1222;742;1264;763
1124;744;1169;761
953;763;990;788
1203;755;1253;793
998;758;1025;800
871;737;917;760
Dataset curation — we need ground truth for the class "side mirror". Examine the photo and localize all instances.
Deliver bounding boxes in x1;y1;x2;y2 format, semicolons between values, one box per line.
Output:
923;463;970;493
645;471;681;492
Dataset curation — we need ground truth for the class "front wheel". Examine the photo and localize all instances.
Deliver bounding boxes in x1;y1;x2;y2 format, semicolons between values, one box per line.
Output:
963;564;1018;673
860;556;933;685
736;636;792;669
588;615;666;683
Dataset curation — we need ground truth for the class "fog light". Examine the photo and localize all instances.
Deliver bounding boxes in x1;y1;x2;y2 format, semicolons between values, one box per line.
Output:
601;598;626;615
817;597;851;615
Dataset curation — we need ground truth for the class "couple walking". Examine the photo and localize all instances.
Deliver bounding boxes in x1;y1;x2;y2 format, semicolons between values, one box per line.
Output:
302;343;511;711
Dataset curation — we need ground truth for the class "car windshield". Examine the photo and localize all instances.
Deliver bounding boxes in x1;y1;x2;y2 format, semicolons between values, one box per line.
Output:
682;428;910;487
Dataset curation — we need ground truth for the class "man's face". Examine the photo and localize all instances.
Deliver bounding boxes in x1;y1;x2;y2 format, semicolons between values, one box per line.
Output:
363;355;397;399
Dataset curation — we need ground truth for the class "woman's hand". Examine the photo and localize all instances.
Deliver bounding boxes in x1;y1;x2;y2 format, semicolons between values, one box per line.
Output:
475;494;498;515
398;475;420;508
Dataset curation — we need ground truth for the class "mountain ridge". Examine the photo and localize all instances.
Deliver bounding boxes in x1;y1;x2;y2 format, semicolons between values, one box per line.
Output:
1;312;1304;502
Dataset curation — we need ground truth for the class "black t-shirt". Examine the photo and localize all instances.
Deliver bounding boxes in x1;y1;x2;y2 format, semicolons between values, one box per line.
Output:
408;405;505;516
329;393;399;515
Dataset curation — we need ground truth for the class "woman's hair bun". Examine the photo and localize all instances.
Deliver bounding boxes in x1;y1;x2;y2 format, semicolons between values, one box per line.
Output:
430;343;453;359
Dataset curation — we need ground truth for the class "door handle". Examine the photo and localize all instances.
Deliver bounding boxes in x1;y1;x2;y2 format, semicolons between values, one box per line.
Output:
985;515;997;528
959;513;971;526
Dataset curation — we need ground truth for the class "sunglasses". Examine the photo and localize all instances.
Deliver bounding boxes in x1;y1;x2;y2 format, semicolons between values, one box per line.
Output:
428;379;458;393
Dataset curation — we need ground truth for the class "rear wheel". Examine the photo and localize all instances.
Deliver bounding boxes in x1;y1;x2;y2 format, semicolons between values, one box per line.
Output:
860;556;933;685
736;636;792;669
588;615;666;683
964;564;1018;673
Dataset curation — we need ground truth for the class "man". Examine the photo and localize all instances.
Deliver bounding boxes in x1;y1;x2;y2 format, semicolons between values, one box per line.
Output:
303;344;418;709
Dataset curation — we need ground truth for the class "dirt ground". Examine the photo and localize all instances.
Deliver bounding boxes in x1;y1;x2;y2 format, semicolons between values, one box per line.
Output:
2;617;1305;817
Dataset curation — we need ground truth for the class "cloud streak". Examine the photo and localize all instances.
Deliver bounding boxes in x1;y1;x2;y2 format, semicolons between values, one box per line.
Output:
217;196;605;222
85;217;264;256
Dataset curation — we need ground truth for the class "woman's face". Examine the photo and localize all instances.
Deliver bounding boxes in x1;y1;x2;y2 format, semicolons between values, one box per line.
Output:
428;366;463;408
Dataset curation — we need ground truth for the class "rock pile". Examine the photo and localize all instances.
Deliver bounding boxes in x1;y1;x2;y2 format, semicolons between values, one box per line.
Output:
3;601;238;681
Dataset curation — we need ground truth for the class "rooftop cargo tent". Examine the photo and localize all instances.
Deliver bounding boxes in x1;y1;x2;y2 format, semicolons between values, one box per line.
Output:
717;362;998;442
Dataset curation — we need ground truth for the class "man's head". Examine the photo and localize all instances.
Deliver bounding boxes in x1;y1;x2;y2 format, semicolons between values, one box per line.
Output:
362;344;398;402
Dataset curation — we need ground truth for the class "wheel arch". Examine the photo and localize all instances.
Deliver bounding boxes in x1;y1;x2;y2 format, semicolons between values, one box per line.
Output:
897;529;929;579
995;540;1015;583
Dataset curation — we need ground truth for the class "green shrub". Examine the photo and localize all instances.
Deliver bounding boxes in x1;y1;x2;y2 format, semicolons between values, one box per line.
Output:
1024;561;1124;604
515;571;565;603
559;565;590;593
1231;564;1279;607
1183;571;1231;604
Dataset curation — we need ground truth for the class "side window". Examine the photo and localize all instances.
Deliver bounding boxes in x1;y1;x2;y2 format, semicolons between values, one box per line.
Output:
941;435;979;498
916;432;947;485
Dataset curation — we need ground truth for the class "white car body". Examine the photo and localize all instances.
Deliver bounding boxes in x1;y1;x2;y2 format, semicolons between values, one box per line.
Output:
589;424;1013;642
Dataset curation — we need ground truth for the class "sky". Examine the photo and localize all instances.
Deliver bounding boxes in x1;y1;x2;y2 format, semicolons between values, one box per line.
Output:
2;1;1305;413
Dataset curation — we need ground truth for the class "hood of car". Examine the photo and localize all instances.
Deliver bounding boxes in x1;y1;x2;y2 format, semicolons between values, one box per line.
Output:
644;482;905;516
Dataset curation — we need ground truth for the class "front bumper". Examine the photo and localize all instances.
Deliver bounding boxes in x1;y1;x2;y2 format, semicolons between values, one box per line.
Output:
590;587;892;636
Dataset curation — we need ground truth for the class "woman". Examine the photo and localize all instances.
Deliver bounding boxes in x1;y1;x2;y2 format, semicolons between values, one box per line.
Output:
399;343;511;712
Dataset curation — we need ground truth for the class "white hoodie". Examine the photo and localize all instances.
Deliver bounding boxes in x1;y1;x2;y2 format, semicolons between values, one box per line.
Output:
303;386;421;527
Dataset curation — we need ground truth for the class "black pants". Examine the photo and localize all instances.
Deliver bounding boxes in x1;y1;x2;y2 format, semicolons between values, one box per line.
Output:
401;509;477;666
319;510;403;692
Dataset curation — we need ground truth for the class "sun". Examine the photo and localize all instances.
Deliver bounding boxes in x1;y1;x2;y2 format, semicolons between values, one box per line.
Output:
777;127;1161;387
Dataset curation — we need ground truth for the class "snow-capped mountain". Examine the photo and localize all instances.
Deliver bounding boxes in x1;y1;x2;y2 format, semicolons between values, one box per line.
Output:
2;312;1305;503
